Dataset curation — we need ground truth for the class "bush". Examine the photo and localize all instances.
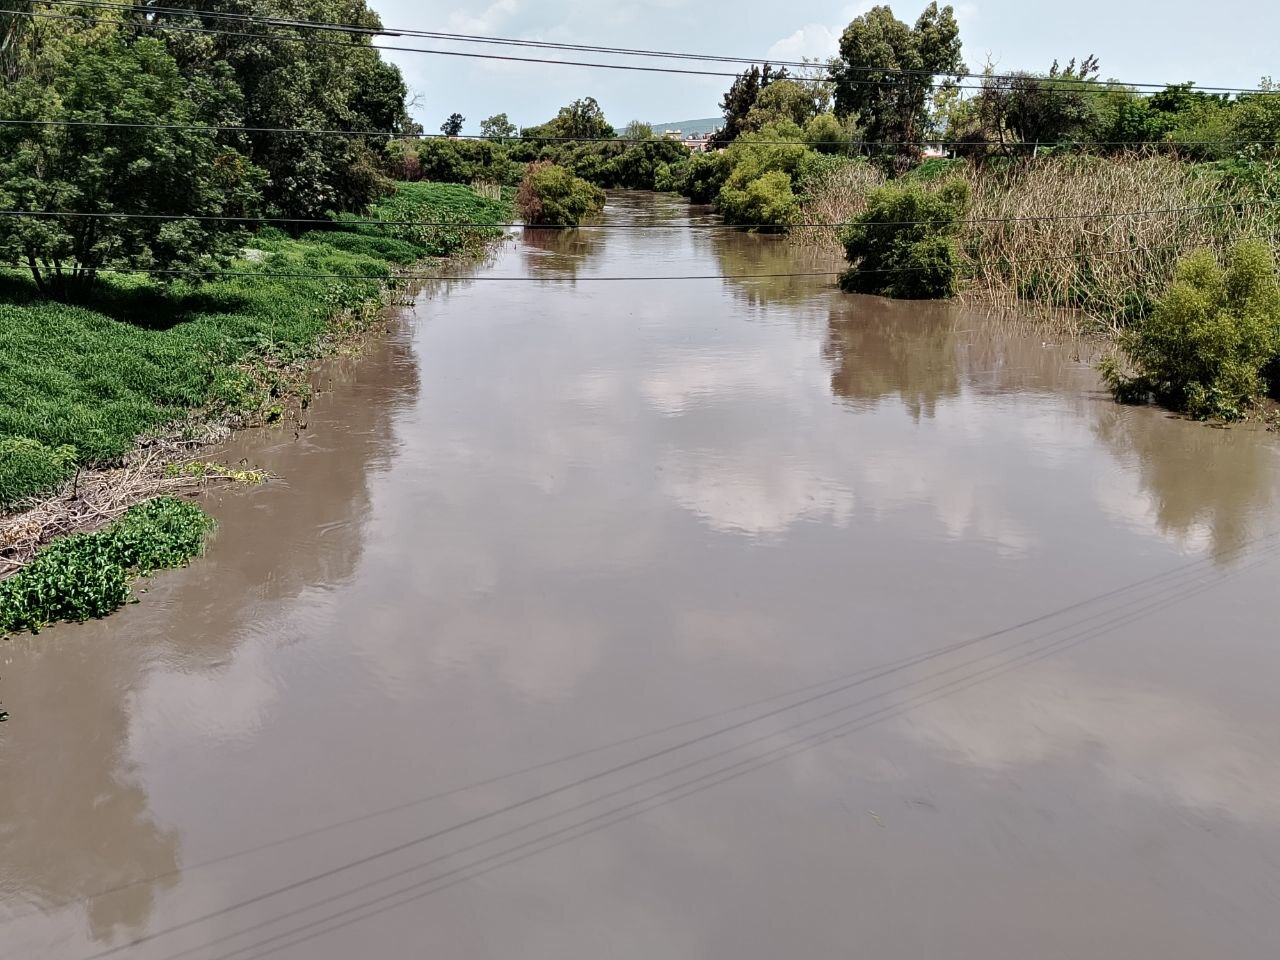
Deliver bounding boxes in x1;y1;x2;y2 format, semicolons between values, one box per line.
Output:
717;170;801;230
1101;241;1280;420
0;438;77;509
0;497;214;634
516;161;606;226
840;180;970;299
656;152;731;203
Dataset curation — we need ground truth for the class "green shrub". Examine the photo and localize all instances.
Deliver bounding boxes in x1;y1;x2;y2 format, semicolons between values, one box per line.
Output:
0;497;214;634
516;161;606;226
1101;241;1280;420
0;438;77;508
656;152;731;203
839;179;970;299
717;170;801;230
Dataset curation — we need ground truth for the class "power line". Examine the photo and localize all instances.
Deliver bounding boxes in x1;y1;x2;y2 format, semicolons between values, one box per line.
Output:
1;198;1274;231
15;8;1279;97
3;118;1276;151
76;536;1275;960
3;243;1231;288
138;539;1280;960
15;525;1270;929
33;0;1277;94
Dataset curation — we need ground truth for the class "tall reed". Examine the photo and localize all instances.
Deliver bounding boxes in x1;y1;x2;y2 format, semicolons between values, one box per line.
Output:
797;154;1279;329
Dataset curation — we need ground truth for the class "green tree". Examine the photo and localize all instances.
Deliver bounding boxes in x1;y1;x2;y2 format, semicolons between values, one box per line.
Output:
1102;241;1280;420
527;97;615;141
745;79;824;131
0;35;259;296
830;3;964;170
152;0;411;220
711;63;789;147
441;112;465;137
840;179;969;299
515;161;606;226
480;112;518;142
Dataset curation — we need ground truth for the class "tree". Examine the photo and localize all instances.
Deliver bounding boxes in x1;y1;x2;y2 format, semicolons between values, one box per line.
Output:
972;56;1102;151
479;112;517;142
1102;241;1280;420
441;112;465;137
712;63;789;147
622;120;655;140
515;161;606;226
151;0;410;220
531;97;615;141
830;3;964;170
840;179;969;299
0;35;259;296
745;79;823;132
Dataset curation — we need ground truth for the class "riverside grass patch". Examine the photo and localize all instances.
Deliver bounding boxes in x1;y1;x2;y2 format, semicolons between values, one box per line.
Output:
0;183;511;504
0;497;215;634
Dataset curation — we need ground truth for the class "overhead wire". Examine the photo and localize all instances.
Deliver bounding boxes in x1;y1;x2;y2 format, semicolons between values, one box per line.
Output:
4;117;1276;151
30;0;1279;94
3;242;1246;286
12;8;1280;97
129;536;1280;960
11;526;1276;929
0;197;1276;231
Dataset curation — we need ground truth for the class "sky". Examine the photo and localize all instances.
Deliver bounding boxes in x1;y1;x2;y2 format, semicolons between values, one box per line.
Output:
368;1;1279;132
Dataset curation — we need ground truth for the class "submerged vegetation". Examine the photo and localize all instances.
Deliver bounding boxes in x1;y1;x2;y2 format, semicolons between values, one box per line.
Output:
516;161;606;226
1101;241;1280;420
0;497;214;634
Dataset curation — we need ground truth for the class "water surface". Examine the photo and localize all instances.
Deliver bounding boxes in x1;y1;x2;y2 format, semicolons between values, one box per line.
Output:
3;192;1280;960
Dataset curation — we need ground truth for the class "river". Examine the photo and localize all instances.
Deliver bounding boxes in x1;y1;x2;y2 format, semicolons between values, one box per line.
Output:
3;192;1280;959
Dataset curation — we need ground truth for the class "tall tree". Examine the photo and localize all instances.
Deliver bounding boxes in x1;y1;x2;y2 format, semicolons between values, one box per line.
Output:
712;63;788;147
441;112;465;137
829;3;964;169
0;35;259;296
479;112;517;142
150;0;412;220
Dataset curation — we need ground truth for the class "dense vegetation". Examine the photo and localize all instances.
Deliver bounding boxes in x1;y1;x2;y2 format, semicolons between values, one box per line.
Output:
516;162;606;226
1102;242;1280;419
840;180;969;298
0;184;510;506
0;497;214;633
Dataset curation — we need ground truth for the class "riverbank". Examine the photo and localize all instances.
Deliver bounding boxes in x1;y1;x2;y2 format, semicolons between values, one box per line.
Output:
0;181;512;631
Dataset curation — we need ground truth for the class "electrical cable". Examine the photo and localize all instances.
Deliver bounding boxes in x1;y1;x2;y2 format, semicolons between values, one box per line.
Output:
31;0;1280;94
0;197;1274;231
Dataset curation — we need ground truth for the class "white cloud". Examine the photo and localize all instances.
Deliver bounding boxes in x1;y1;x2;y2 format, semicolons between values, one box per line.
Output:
766;23;842;64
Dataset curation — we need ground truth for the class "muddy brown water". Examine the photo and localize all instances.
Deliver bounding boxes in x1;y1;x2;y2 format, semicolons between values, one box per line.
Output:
3;192;1280;960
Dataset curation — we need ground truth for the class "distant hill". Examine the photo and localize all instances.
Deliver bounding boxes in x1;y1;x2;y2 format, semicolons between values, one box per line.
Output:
647;117;721;137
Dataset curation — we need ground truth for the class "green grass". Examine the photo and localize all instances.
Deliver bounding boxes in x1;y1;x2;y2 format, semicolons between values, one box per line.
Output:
0;183;511;504
0;497;215;634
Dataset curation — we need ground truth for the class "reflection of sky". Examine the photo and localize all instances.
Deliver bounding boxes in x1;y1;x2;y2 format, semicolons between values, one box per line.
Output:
9;195;1280;959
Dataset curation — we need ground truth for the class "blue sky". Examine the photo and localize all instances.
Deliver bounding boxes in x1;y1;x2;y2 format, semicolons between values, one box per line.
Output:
369;1;1279;132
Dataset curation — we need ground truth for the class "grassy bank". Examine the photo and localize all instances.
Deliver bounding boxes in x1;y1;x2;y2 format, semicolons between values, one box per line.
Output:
0;182;510;509
1;182;511;629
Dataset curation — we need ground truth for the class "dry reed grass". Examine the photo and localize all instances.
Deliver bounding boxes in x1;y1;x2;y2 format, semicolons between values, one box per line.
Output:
796;154;1279;330
0;454;266;575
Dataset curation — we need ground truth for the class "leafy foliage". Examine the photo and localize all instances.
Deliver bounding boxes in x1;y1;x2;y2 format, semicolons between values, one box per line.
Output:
516;162;606;226
0;184;511;487
441;113;465;137
0;35;259;295
717;170;801;230
712;63;789;147
840;179;969;298
149;0;411;221
0;437;77;508
0;497;214;634
830;3;965;170
1102;241;1280;419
